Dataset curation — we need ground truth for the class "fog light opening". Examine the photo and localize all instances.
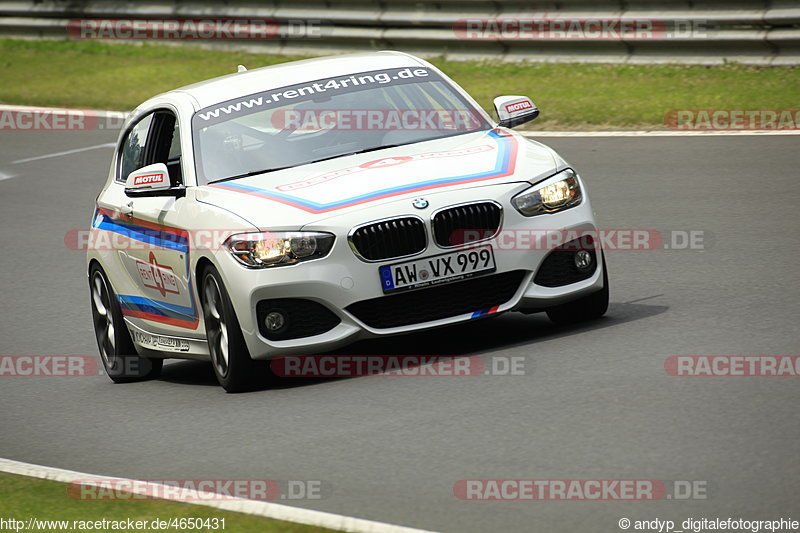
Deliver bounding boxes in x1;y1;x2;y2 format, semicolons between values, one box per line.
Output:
574;250;593;271
264;310;287;333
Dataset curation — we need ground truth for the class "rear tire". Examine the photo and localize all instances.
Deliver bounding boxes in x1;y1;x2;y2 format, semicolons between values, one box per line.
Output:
546;255;610;325
201;264;265;392
89;265;163;382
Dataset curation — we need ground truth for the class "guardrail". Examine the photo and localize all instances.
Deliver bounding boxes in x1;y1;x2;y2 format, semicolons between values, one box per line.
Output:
0;1;798;65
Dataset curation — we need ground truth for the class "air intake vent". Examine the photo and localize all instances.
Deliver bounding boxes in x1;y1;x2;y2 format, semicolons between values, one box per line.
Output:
349;217;427;261
346;270;525;329
432;202;502;247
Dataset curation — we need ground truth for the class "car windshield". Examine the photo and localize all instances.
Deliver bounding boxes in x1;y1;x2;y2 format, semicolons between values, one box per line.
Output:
192;66;492;184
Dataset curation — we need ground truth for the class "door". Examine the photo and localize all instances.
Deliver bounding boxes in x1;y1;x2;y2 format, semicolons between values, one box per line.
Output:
94;109;201;340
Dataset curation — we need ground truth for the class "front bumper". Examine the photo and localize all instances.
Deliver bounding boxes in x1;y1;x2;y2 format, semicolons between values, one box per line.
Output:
215;182;605;360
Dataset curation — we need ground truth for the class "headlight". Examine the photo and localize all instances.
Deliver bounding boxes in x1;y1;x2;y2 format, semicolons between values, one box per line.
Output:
512;169;583;216
224;231;335;268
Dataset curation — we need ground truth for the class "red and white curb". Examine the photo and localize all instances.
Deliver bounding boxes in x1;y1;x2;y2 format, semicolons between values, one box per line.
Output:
0;457;437;533
0;104;127;121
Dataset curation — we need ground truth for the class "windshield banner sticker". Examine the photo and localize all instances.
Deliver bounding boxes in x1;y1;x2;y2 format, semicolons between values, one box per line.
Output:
194;67;434;127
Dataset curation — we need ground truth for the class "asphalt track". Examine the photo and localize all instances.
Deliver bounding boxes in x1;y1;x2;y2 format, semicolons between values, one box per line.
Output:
1;127;798;532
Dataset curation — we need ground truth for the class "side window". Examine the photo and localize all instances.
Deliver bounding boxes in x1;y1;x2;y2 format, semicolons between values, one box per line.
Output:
117;114;153;183
149;111;183;186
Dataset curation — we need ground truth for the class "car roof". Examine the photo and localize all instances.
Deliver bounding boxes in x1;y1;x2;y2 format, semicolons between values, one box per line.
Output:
170;51;427;110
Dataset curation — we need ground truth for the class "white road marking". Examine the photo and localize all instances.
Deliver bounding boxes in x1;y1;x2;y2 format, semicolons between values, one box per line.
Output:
0;457;437;533
12;143;116;164
524;130;800;137
0;170;15;181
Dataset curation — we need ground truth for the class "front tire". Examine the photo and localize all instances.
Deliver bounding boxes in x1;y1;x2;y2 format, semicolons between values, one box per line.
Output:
546;255;610;325
201;264;265;392
89;265;163;382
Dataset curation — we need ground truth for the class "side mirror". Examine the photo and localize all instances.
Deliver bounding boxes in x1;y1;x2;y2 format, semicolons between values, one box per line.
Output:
124;163;185;198
494;96;539;129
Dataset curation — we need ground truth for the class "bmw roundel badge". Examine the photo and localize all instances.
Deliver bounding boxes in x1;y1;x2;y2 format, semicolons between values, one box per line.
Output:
412;198;429;209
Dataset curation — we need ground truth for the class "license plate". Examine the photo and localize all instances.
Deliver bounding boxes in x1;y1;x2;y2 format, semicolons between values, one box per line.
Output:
379;245;496;293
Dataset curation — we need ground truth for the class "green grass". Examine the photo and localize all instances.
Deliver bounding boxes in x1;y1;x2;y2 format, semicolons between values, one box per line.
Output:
0;473;338;533
1;39;798;129
435;59;800;129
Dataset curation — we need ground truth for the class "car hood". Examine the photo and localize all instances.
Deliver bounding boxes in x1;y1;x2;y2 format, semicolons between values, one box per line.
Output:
194;128;561;229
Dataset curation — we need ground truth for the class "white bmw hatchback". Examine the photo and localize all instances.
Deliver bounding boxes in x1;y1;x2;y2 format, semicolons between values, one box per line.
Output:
88;51;609;392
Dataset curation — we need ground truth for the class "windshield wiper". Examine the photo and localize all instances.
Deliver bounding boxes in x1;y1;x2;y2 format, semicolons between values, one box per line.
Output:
297;144;405;168
209;144;409;184
208;145;402;185
209;165;296;184
348;144;402;155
